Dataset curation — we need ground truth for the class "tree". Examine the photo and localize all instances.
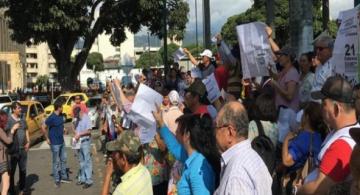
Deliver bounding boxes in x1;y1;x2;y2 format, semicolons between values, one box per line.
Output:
35;75;49;92
135;52;162;69
159;43;180;65
2;0;189;90
86;52;104;72
221;0;338;48
183;43;204;56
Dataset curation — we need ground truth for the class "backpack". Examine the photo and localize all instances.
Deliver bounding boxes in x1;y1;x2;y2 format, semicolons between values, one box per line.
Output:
251;120;276;174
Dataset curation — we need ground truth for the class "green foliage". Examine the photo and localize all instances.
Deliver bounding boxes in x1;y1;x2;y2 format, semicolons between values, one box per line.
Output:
35;75;49;91
183;43;204;56
159;43;180;65
1;0;189;89
221;0;338;47
86;52;104;72
135;52;162;69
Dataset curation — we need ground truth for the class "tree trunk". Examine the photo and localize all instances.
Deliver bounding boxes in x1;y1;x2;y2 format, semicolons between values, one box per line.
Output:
289;0;313;58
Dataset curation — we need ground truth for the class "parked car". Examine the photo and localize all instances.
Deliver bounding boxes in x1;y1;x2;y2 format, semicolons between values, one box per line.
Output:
86;95;102;129
44;93;89;121
1;101;45;145
0;95;13;110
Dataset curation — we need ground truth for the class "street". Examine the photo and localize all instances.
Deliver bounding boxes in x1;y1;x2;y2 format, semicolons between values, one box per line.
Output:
12;128;106;195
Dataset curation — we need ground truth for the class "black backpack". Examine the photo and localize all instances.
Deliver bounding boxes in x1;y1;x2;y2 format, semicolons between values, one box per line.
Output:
251;120;276;174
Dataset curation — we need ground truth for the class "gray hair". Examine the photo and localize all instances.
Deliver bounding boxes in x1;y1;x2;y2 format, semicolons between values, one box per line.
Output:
219;103;249;138
316;36;334;49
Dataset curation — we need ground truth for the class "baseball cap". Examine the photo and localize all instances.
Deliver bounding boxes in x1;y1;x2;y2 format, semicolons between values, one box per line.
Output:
274;46;296;60
311;76;354;103
200;49;213;58
106;131;141;155
168;90;180;105
185;79;207;98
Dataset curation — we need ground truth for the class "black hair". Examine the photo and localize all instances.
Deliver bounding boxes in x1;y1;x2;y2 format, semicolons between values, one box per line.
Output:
54;100;64;111
117;146;143;165
10;102;21;113
303;102;327;140
300;51;316;73
253;93;278;123
176;114;221;187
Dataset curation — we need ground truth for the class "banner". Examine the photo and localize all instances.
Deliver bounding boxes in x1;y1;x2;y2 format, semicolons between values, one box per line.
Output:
236;22;275;79
202;73;221;103
332;7;360;85
127;84;163;129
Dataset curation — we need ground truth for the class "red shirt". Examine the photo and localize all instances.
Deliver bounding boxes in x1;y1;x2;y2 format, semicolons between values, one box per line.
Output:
194;105;209;115
214;66;229;91
319;139;352;182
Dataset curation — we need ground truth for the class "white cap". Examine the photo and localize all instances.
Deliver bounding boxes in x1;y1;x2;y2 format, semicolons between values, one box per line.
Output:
168;90;180;105
200;49;213;58
190;68;202;78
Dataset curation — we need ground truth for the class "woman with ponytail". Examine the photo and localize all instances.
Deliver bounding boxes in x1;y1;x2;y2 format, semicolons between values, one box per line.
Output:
152;107;220;195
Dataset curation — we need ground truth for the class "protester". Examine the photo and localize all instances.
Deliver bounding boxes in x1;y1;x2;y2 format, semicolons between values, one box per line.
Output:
102;131;153;195
298;52;315;108
247;93;278;146
183;79;217;119
42;101;71;188
0;111;19;195
214;102;272;194
162;90;183;134
183;48;215;79
177;67;188;98
73;107;93;189
312;36;334;92
281;102;325;194
71;95;88;115
153;108;220;195
296;76;359;194
269;46;300;144
6;102;30;195
165;68;179;91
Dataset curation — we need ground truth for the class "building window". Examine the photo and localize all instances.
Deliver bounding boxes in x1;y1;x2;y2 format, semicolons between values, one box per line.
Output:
26;63;38;69
26;53;37;59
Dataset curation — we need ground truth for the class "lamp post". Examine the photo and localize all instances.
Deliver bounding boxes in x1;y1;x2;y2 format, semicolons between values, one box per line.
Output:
49;78;54;102
163;0;168;75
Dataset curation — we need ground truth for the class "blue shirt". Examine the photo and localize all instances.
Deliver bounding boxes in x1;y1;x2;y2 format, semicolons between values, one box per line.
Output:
288;131;322;172
45;113;64;145
159;125;215;195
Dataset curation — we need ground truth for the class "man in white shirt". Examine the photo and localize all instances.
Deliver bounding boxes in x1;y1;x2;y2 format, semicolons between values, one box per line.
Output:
312;35;334;92
214;102;272;195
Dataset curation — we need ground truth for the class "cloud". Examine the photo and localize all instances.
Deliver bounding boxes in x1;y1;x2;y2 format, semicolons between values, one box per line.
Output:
330;0;354;19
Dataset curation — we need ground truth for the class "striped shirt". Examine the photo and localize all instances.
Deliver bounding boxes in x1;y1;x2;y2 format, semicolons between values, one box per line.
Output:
214;140;272;195
113;163;153;195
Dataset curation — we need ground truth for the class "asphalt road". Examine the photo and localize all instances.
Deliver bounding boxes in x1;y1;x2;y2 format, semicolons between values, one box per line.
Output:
11;127;106;195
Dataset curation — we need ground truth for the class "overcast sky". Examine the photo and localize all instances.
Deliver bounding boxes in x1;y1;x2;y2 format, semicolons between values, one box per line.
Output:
185;0;355;34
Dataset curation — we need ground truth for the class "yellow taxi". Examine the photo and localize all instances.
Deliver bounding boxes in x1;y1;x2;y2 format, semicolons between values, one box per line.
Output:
0;101;45;144
44;93;89;121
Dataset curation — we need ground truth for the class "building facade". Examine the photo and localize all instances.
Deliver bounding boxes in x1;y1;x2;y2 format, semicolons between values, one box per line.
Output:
0;9;26;93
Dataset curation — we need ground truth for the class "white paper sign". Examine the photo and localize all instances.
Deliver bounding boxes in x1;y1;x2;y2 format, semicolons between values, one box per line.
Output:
236;22;275;79
128;84;163;129
139;123;157;144
202;73;221;103
332;7;360;85
172;48;186;62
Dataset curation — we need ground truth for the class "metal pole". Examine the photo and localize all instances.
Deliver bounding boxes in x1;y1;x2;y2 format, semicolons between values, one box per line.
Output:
203;0;211;49
322;0;329;30
51;81;54;102
266;0;274;34
163;0;168;75
195;0;199;54
148;32;151;66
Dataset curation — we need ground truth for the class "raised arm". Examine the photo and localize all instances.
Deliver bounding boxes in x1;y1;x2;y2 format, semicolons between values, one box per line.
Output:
183;48;199;66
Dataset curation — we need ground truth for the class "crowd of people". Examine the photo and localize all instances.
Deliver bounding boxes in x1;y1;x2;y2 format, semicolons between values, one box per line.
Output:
0;24;359;195
92;26;360;195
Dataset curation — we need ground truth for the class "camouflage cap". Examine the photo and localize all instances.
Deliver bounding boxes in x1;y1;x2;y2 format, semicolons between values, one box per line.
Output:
106;131;141;155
